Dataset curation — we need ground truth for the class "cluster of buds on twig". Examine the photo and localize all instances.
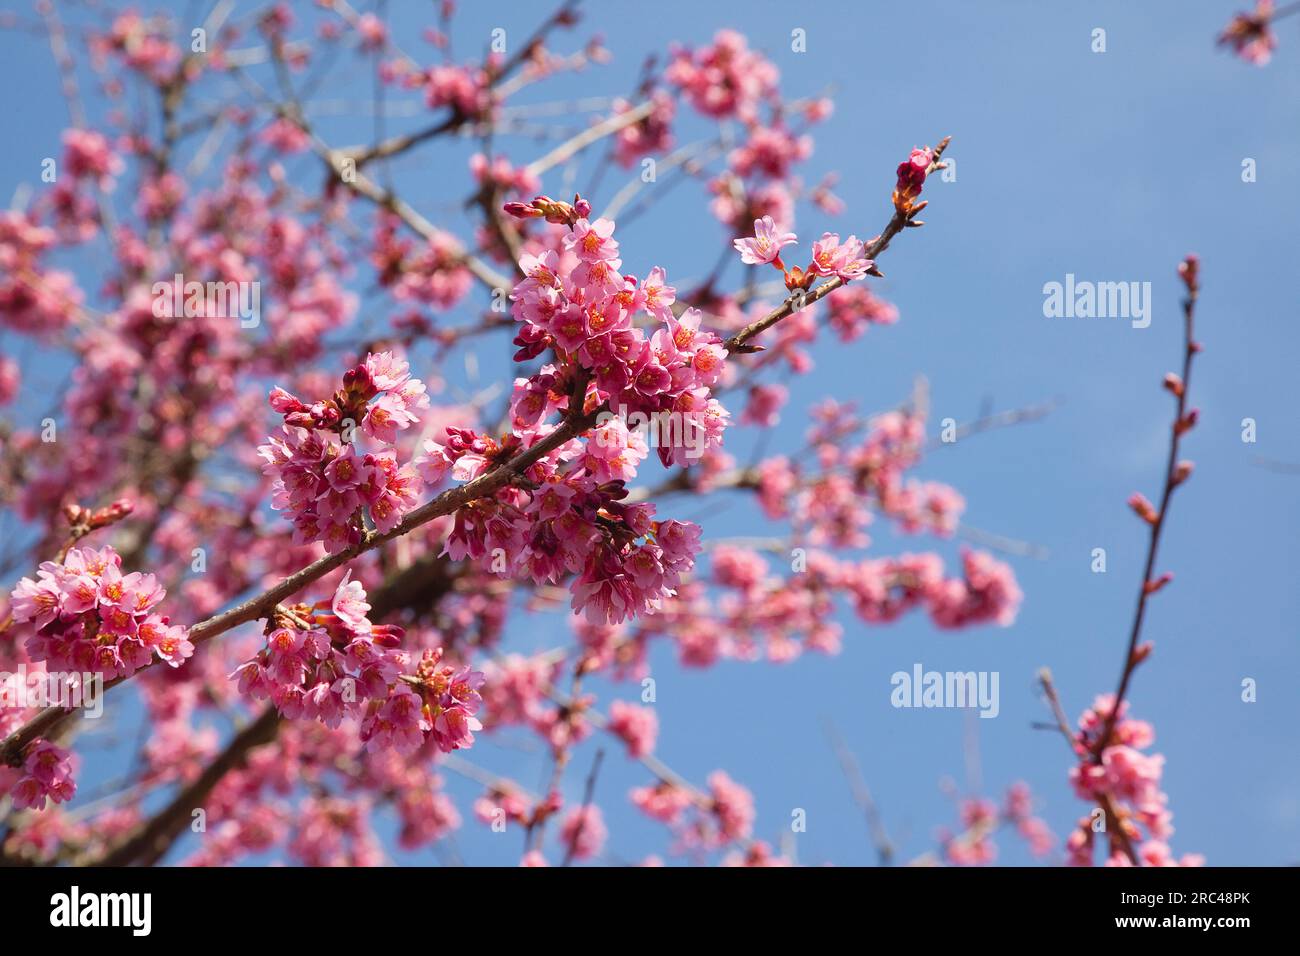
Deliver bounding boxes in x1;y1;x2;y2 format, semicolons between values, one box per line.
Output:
62;498;134;534
502;193;592;227
892;136;951;218
270;362;382;434
57;498;135;559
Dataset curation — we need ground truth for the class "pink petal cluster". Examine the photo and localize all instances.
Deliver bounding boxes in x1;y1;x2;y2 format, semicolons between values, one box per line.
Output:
826;285;899;341
665;30;779;121
0;211;82;334
417;428;706;625
259;351;427;550
732;215;797;266
613;92;676;168
11;545;193;678
809;232;873;280
509;217;730;468
607;700;658;758
895;146;934;203
559;804;607;860
62;129;123;189
630;769;756;857
231;573;485;755
1065;696;1203;867
8;740;77;811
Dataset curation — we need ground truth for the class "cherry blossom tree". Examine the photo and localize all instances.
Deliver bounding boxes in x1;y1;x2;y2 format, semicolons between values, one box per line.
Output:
0;1;1216;868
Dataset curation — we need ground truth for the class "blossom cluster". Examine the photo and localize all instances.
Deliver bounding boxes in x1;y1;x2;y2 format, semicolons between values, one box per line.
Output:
507;212;730;465
7;740;77;812
258;351;428;551
416;428;705;626
665;29;778;122
1219;1;1278;65
733;216;873;291
631;770;755;854
1065;695;1203;867
666;30;836;238
0;210;83;335
758;406;967;545
645;543;1020;668
938;782;1055;865
11;544;194;677
232;572;485;754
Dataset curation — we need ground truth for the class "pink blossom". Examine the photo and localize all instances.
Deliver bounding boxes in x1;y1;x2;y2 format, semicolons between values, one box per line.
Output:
608;700;658;758
559;805;607;860
733;215;797;266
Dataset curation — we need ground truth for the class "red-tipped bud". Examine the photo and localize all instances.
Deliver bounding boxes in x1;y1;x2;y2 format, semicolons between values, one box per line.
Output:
268;386;308;414
1163;373;1184;397
1128;492;1159;525
511;195;583;226
1175;408;1200;435
370;624;406;648
1178;254;1199;293
1143;572;1174;595
896;147;932;194
1130;641;1155;667
342;364;376;398
503;200;544;220
1172;460;1194;486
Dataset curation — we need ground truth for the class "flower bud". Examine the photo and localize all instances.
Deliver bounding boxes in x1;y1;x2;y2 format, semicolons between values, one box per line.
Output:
1127;492;1158;525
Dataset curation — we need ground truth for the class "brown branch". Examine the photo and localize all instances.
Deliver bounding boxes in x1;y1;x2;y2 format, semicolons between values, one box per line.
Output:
1;407;601;768
523;100;655;179
1092;264;1200;759
823;719;894;865
82;553;462;866
560;748;604;866
724;135;950;355
90;706;282;867
1036;669;1139;865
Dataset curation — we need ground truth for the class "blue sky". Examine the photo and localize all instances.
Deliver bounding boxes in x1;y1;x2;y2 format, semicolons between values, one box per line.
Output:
1;0;1297;865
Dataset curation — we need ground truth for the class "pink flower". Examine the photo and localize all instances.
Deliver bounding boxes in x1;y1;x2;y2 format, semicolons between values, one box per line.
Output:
414;439;454;488
560;805;607;860
568;218;619;262
741;384;788;427
154;624;194;668
809;232;873;280
431;706;483;752
11;740;77;811
332;571;372;632
708;771;755;842
608;701;658;758
733;215;797;266
895;146;933;202
640;266;677;322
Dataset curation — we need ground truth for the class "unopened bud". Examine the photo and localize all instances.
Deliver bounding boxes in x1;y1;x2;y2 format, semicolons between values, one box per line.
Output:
503;200;544;220
1143;572;1174;595
1127;492;1159;525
